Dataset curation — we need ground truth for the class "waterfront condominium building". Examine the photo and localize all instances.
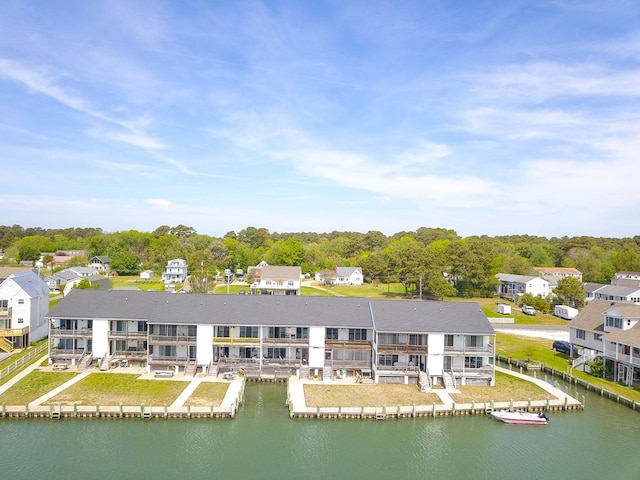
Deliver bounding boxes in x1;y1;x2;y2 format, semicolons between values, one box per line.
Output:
46;290;496;387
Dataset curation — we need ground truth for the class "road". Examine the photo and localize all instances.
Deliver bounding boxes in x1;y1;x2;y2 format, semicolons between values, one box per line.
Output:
492;323;569;341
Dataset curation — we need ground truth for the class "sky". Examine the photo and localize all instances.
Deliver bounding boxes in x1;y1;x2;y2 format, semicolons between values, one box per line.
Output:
1;1;640;239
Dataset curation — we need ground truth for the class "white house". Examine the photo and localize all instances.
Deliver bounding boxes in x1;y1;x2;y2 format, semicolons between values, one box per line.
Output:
0;271;49;351
316;267;363;286
250;265;302;295
161;259;188;284
46;290;496;387
496;274;550;300
569;300;640;386
589;285;640;303
88;256;111;273
140;270;154;280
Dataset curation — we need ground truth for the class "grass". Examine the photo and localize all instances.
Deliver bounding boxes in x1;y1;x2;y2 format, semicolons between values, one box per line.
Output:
185;382;229;407
110;276;165;291
303;383;440;407
452;371;549;403
50;373;188;406
0;371;77;405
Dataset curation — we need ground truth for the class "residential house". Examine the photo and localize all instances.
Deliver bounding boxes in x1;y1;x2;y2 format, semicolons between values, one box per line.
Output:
588;285;640;303
611;271;640;289
584;283;607;302
0;271;49;352
62;274;111;296
250;265;302;295
161;259;188;284
533;267;582;282
140;270;154;280
496;274;550;300
0;266;36;283
44;267;100;295
316;267;364;286
88;256;111;273
46;290;496;387
569;300;640;387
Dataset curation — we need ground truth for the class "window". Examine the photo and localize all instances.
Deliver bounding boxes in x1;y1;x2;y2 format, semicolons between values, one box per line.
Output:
465;356;483;368
239;326;258;338
158;325;177;336
605;316;623;329
115;320;127;332
443;356;452;370
409;334;424;346
349;329;367;341
378;333;399;345
137;321;147;332
18;299;24;304
296;327;308;339
17;318;24;324
216;326;230;337
377;354;398;367
158;345;176;357
187;325;197;337
594;333;602;341
326;328;338;340
266;347;286;359
444;335;454;347
268;327;287;338
576;329;586;340
465;336;482;347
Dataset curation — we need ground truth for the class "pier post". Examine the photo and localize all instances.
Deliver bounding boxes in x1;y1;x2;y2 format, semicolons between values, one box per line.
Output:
432;402;436;417
338;406;342;418
509;398;513;410
471;401;475;414
96;404;100;417
412;404;416;418
25;403;29;416
74;403;77;417
527;398;531;410
120;403;123;418
164;404;168;418
564;396;568;410
187;404;191;418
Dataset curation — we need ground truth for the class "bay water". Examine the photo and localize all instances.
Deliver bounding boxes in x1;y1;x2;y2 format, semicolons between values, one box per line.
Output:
1;382;638;480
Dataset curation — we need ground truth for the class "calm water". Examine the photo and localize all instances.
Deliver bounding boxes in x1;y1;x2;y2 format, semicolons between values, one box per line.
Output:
1;382;639;480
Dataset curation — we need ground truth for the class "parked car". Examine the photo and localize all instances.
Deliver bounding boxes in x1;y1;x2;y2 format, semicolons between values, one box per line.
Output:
552;340;578;356
521;305;536;315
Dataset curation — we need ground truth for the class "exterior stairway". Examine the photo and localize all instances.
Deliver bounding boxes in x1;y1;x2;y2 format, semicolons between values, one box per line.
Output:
78;352;93;370
185;359;197;376
0;337;14;353
443;371;455;389
208;359;218;377
418;371;431;392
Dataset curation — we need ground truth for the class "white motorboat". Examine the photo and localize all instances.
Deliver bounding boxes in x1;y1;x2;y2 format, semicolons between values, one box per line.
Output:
491;410;549;425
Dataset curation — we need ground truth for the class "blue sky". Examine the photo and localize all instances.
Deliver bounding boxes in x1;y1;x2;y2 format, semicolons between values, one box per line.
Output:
2;1;639;238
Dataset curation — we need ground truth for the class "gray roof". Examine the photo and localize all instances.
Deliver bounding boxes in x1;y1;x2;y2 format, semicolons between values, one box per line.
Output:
371;300;494;335
4;271;49;297
47;290;493;334
594;285;640;297
259;265;301;280
496;274;539;283
336;266;361;276
569;299;610;332
584;283;607;294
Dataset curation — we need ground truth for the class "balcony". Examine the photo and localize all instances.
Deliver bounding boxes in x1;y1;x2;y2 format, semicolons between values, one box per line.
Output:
0;326;30;337
112;349;148;360
148;355;188;366
108;330;147;340
51;327;92;338
0;306;11;316
149;334;197;344
262;336;309;346
443;344;494;355
376;343;427;354
325;339;372;350
50;348;85;359
213;336;260;346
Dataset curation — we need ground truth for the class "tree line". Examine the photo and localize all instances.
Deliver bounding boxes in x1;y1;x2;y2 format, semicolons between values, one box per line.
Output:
2;224;639;298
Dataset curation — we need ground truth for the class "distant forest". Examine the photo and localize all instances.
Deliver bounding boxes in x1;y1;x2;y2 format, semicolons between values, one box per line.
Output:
2;224;639;298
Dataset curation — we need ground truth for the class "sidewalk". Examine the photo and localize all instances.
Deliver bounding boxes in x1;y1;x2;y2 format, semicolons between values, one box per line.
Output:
29;370;92;407
0;354;48;396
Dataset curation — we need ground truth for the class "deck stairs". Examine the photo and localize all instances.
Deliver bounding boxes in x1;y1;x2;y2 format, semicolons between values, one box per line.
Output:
185;359;197;377
442;371;455;389
208;359;219;377
299;367;310;380
418;370;431;392
78;352;93;370
323;362;332;381
99;353;111;371
0;337;14;353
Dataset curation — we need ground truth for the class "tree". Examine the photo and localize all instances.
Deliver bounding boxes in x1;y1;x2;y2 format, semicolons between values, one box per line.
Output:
17;244;40;265
554;277;585;308
110;252;140;275
74;279;98;290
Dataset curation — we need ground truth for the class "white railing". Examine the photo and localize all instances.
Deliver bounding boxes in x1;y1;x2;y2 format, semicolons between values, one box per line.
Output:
0;342;48;381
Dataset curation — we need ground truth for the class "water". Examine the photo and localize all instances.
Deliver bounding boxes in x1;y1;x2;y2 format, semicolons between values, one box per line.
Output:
1;383;639;480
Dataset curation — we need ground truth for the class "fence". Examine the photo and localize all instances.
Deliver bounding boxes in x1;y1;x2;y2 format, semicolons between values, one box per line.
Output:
0;343;48;382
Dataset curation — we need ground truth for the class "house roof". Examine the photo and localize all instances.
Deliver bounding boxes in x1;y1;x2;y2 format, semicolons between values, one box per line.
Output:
46;290;493;334
259;266;301;280
371;300;494;335
0;266;36;282
568;299;611;333
90;256;111;263
496;273;547;284
584;283;607;294
336;266;361;276
4;271;49;297
533;267;582;275
593;285;640;297
53;270;82;282
606;323;640;348
604;302;640;319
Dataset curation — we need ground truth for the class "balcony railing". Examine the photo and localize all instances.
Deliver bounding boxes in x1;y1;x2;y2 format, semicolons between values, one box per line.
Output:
376;364;420;374
108;330;147;339
213;336;261;345
376;343;427;353
148;355;188;365
0;326;30;337
325;339;372;349
50;348;85;358
0;307;11;316
149;334;197;344
112;349;148;359
443;344;494;354
329;359;371;368
51;327;93;337
262;336;309;345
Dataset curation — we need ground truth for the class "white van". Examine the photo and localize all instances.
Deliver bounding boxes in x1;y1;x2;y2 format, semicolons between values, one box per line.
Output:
521;305;536;315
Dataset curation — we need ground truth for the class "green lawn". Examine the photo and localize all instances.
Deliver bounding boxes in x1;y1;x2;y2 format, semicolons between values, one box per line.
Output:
185;382;229;407
50;373;189;406
110;276;165;291
0;370;77;405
